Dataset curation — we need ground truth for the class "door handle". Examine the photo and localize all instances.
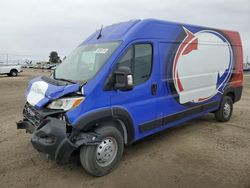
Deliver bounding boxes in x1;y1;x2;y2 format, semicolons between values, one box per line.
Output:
151;83;157;96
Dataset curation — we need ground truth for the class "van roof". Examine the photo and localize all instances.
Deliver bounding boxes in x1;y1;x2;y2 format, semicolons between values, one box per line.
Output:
81;18;240;45
81;19;140;44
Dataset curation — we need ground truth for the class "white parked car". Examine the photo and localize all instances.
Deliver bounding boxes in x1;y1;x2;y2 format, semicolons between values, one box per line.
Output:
0;64;22;76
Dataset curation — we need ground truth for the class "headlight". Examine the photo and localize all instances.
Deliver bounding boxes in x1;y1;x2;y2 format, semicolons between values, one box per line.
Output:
47;97;84;111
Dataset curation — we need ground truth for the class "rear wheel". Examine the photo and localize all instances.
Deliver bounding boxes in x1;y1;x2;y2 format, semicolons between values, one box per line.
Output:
215;96;233;122
10;69;18;77
80;125;124;176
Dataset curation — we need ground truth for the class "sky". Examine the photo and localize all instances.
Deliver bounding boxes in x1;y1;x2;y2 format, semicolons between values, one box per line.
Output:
0;0;249;62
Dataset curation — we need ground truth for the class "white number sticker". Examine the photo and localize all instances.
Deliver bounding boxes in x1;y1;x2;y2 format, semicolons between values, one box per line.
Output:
95;48;109;54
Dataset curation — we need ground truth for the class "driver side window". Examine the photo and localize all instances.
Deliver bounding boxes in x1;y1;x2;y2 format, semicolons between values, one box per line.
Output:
117;47;133;70
117;43;152;85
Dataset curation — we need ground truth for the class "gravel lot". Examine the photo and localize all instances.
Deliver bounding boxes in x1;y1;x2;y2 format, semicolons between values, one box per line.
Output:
0;69;250;188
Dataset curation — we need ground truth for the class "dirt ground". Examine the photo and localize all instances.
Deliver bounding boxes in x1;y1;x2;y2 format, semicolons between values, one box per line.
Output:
0;69;250;188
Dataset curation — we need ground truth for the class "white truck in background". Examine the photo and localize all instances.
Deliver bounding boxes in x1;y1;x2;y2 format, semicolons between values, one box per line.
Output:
0;64;22;76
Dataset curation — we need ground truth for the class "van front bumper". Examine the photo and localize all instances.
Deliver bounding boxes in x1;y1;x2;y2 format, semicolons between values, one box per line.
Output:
32;118;77;164
17;116;102;164
17;117;77;164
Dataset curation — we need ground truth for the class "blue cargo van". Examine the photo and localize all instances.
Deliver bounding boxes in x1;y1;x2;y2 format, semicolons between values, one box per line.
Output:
17;19;243;176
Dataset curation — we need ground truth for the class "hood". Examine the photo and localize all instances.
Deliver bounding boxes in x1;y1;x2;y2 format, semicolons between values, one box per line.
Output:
26;76;80;109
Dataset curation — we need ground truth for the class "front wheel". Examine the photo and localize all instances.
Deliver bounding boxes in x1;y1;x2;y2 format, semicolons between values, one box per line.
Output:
215;96;233;122
10;70;18;77
80;125;124;176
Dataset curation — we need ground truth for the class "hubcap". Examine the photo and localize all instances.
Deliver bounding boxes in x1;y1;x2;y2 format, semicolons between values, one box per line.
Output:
96;137;118;167
223;101;231;118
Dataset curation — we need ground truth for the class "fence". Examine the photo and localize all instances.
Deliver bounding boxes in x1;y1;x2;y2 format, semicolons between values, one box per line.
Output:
0;53;47;65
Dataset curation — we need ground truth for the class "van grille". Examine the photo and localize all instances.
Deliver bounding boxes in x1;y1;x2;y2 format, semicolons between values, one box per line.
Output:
23;103;42;126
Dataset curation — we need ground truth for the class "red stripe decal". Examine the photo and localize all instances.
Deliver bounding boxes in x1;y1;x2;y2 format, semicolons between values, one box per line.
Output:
176;72;184;91
182;38;198;55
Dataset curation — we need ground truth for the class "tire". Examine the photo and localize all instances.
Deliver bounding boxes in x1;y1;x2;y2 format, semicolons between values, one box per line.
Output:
10;70;18;77
215;96;233;122
80;125;124;176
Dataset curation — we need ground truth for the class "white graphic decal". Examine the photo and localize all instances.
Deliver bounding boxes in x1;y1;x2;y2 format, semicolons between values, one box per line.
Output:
173;27;233;104
27;81;48;106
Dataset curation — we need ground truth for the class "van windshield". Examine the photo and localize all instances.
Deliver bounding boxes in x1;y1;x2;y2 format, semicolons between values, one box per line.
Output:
55;41;120;82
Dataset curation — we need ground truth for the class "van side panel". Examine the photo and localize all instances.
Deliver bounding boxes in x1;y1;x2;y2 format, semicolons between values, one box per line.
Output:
137;24;243;139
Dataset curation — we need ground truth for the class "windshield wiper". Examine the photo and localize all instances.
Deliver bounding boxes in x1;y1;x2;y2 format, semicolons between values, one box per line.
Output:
54;78;76;84
81;80;88;85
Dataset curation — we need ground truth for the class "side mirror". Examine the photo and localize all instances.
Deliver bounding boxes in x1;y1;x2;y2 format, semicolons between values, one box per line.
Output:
113;66;133;91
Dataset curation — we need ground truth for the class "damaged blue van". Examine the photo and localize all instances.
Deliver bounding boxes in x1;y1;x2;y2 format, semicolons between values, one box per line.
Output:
17;19;243;176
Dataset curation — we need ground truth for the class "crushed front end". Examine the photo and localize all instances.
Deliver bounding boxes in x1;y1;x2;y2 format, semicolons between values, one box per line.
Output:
17;102;75;164
17;76;101;164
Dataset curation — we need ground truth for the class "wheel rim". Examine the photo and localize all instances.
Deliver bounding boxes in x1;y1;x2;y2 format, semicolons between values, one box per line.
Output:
223;101;231;119
96;137;118;167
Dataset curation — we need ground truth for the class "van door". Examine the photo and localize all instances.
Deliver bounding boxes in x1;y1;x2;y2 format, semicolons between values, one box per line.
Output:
110;42;161;140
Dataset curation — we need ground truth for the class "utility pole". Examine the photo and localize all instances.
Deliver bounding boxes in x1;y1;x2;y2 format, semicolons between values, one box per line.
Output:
6;53;8;64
